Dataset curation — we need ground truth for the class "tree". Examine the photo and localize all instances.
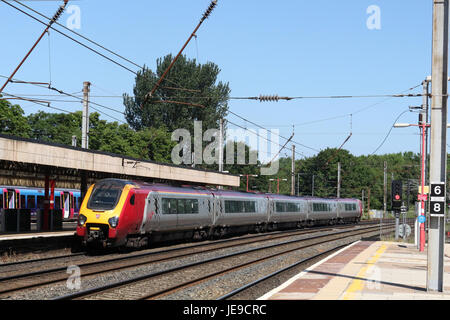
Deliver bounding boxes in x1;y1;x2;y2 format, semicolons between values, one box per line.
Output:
0;99;32;138
123;54;230;134
27;110;81;145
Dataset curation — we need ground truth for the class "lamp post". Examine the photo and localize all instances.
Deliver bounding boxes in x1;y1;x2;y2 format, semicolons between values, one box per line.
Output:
240;174;258;192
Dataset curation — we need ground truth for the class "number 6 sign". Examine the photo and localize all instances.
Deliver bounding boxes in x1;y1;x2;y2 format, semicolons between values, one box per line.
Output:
430;182;446;215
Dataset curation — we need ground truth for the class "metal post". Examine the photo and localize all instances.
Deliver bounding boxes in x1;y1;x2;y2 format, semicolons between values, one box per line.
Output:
402;203;407;241
362;189;365;218
395;210;400;240
81;81;91;149
419;112;427;252
291;145;295;196
43;174;49;231
312;175;315;197
219;118;223;173
337;162;341;198
428;0;448;292
383;161;387;219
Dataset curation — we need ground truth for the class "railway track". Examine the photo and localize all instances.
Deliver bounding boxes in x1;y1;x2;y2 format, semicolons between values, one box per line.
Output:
0;218;388;269
0;223;371;298
52;223;395;300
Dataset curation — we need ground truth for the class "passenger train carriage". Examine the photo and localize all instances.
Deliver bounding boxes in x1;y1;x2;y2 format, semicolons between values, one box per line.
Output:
76;179;362;248
0;186;81;220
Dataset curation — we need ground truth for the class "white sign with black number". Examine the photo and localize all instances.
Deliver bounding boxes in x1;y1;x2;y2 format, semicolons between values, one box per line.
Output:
430;182;446;216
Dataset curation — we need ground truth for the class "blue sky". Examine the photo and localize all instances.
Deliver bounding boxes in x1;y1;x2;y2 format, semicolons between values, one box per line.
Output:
0;0;437;159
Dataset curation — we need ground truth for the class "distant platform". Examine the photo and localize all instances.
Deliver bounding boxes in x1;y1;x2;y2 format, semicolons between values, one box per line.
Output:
0;226;76;256
259;240;450;300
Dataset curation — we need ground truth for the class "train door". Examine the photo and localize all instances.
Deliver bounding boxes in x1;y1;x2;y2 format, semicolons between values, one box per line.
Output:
212;194;220;225
0;188;4;209
141;192;159;233
5;189;19;209
62;192;74;219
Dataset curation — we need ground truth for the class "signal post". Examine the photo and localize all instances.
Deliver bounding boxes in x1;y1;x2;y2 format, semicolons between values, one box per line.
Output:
392;180;402;240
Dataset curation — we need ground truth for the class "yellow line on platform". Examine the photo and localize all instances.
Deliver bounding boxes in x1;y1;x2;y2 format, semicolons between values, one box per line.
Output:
342;243;388;300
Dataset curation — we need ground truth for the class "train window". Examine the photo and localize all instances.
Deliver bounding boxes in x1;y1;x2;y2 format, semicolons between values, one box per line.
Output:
130;195;135;206
0;194;3;209
169;199;178;214
224;200;255;213
313;203;330;212
162;198;199;214
177;199;186;213
276;202;286;213
192;200;199;214
162;198;169;214
345;203;356;211
37;196;44;208
244;201;256;213
287;203;299;212
55;196;60;209
27;195;36;208
21;195;26;209
87;180;125;211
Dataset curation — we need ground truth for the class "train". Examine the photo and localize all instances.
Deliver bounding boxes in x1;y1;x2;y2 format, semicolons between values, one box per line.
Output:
0;186;81;220
76;178;363;249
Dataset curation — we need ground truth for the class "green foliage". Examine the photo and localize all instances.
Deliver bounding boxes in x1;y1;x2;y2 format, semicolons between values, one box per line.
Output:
27;110;81;145
264;148;422;210
0;100;32;138
0;100;175;162
123;54;230;133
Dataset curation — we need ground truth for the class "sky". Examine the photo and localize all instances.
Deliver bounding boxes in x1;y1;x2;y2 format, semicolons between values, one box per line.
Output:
0;0;439;161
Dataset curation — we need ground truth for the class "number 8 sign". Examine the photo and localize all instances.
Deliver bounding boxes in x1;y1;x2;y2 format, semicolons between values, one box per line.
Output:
430;182;446;215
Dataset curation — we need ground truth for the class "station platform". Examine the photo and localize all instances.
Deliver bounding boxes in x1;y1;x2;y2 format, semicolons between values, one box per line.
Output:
259;240;450;300
0;228;76;256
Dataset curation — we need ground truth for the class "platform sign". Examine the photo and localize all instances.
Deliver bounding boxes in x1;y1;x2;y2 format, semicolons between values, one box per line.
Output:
430;182;446;216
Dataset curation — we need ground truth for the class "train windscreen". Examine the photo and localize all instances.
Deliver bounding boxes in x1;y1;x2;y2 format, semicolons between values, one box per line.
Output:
87;180;129;211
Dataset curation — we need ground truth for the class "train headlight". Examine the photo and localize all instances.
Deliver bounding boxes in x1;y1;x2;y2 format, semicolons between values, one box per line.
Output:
78;214;87;226
108;216;119;228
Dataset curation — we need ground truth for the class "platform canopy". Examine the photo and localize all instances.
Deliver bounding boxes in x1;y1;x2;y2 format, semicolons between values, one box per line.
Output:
0;134;240;188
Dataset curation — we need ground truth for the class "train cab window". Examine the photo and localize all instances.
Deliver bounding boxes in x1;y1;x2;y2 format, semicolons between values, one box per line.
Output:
87;180;126;211
0;194;3;209
130;195;135;206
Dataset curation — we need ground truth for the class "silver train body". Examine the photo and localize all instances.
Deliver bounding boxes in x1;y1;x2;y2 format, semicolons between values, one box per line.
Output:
136;185;363;243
